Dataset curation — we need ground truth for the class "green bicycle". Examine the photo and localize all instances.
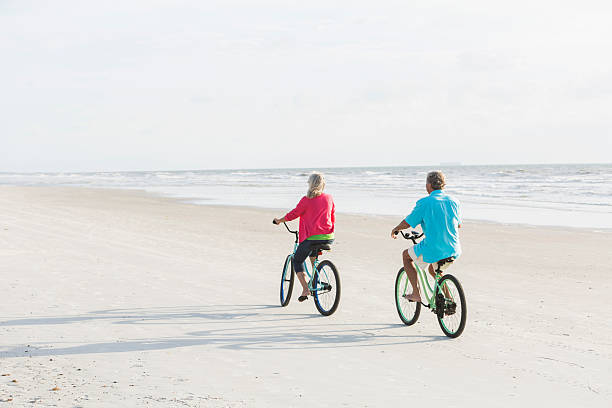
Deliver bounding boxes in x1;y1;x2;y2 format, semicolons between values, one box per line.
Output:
276;222;341;316
394;230;467;338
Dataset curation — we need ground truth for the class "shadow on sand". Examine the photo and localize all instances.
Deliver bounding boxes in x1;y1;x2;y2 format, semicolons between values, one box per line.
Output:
0;304;448;358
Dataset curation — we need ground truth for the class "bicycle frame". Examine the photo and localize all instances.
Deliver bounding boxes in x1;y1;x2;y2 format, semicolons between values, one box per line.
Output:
289;243;320;290
394;230;465;337
282;222;323;293
413;263;443;308
396;230;448;308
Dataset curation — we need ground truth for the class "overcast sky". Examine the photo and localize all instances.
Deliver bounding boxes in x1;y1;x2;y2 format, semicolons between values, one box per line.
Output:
1;0;611;172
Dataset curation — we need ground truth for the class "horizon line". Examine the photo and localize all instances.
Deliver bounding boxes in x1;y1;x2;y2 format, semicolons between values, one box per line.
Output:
1;161;611;175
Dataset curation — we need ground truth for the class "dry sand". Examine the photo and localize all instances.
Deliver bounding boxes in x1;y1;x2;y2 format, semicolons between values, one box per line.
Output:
1;186;611;407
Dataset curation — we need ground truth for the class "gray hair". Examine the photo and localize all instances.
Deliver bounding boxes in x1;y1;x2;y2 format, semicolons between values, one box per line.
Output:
426;171;446;190
307;172;326;198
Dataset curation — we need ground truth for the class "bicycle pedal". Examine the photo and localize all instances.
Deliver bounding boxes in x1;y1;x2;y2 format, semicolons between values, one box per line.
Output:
445;302;457;316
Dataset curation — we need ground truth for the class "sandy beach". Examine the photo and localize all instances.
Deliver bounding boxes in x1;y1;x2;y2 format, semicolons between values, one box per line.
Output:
1;186;611;407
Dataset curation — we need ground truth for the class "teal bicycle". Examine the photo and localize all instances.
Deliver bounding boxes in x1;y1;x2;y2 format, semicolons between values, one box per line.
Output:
276;222;341;316
394;230;467;338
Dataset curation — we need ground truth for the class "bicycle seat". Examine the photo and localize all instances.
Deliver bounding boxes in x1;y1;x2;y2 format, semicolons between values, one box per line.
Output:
435;256;455;272
309;243;332;257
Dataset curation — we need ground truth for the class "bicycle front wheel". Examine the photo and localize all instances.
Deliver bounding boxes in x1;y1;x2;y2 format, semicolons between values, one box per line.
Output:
435;274;467;338
312;260;341;316
280;255;295;307
395;267;421;325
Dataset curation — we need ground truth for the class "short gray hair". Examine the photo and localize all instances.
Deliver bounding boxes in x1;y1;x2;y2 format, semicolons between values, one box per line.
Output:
307;172;326;198
426;171;446;190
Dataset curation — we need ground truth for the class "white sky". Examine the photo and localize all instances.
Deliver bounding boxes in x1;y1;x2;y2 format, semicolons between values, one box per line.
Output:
1;0;611;172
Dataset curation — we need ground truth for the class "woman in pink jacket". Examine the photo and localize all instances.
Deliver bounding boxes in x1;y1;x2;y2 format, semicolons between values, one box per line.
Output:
273;172;335;302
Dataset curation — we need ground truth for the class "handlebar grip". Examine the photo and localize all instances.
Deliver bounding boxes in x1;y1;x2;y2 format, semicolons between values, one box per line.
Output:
272;219;278;225
394;230;399;235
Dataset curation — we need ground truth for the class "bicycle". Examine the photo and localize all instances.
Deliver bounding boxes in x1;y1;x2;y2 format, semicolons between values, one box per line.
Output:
394;230;467;338
274;221;341;316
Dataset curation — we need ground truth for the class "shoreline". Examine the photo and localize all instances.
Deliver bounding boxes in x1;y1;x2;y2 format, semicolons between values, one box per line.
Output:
3;162;612;230
5;184;612;233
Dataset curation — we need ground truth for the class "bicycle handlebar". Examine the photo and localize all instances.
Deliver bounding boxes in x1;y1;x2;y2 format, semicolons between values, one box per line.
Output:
283;222;298;234
394;230;424;244
273;220;298;235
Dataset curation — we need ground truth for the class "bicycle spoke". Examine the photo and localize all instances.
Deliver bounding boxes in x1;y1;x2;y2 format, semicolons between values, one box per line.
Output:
315;266;334;307
280;255;294;306
313;260;340;316
436;275;466;337
395;268;421;325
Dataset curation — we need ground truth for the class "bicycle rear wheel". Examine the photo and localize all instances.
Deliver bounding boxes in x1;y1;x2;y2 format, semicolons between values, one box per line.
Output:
312;260;340;316
395;267;421;325
435;274;467;338
280;255;295;307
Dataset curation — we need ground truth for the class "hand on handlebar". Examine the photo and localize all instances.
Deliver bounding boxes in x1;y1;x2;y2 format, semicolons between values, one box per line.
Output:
391;229;399;239
395;230;424;244
272;218;280;225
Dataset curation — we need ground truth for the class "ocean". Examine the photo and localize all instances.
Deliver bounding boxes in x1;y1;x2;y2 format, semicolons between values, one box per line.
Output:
1;164;611;229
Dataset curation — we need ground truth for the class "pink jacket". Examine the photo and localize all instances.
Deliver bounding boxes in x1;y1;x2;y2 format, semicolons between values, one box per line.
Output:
285;193;335;243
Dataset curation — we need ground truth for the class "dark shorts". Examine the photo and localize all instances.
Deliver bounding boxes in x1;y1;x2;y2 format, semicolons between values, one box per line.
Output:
293;239;334;273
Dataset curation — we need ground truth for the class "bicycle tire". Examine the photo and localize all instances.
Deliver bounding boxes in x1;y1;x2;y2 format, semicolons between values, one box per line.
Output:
395;267;421;325
313;260;341;316
435;274;467;338
280;255;295;307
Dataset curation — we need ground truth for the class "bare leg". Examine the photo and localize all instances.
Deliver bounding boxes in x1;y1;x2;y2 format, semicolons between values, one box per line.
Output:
296;272;310;298
402;249;421;302
308;256;317;288
428;264;437;278
309;256;316;272
429;264;451;299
